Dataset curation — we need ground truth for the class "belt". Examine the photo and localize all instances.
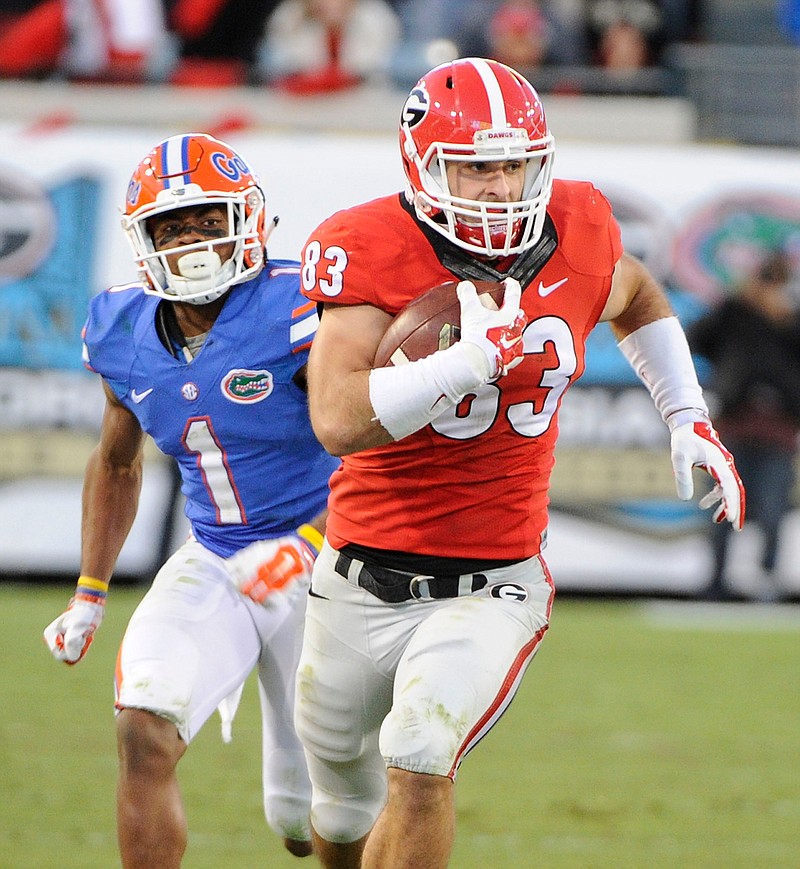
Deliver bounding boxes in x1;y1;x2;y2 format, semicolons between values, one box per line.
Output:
335;552;488;603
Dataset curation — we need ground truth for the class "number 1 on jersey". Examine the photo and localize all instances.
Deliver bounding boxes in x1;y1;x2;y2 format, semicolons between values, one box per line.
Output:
183;416;246;525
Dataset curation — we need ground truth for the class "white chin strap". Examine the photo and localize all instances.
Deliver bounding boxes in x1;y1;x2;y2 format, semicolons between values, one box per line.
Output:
165;251;232;304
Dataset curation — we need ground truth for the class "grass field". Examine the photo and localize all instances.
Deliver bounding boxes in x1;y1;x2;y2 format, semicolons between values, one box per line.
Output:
2;584;799;869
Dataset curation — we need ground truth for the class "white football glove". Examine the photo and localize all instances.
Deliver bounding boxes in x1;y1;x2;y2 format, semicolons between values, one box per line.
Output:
43;580;107;665
227;533;318;606
457;278;527;380
670;421;745;530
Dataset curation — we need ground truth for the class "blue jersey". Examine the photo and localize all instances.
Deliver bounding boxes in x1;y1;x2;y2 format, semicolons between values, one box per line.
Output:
83;260;338;557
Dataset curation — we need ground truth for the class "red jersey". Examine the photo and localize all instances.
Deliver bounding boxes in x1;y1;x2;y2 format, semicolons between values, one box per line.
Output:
301;180;622;560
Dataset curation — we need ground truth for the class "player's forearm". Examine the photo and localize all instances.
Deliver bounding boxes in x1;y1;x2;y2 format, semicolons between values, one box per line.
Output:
617;316;709;430
313;337;505;455
79;446;143;582
308;305;396;455
309;368;394;456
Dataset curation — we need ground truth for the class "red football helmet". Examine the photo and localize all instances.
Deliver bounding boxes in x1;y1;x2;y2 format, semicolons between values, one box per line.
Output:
122;133;267;304
400;57;555;258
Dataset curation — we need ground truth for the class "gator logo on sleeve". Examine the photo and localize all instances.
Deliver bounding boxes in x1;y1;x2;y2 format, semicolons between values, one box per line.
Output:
220;368;274;404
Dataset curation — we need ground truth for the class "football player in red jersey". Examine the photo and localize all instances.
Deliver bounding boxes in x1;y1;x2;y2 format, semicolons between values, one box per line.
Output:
296;58;745;869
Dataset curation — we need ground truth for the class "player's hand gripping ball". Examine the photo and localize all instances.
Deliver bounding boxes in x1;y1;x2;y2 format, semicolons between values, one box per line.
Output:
374;279;508;367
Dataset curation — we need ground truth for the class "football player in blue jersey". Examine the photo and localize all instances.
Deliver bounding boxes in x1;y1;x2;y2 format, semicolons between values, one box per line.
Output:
43;133;338;867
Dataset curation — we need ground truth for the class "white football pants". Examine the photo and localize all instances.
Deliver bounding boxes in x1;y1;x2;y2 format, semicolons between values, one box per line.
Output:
295;540;554;843
116;537;311;842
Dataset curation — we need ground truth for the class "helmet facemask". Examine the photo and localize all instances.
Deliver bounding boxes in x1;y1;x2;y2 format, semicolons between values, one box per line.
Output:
123;186;265;305
405;125;554;258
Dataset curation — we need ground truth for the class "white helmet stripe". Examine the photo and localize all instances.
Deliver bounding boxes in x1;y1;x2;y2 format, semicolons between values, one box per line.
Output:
160;135;192;188
470;58;507;128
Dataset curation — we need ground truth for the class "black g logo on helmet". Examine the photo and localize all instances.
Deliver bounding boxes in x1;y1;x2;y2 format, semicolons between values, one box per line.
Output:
401;86;430;129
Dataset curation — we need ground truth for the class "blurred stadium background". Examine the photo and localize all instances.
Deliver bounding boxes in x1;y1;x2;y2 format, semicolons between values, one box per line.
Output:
2;3;800;868
2;0;800;601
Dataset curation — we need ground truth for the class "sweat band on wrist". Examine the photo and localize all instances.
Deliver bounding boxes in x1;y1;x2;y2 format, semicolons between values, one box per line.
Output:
296;524;324;556
75;575;108;605
77;575;109;593
368;342;490;441
617;316;709;432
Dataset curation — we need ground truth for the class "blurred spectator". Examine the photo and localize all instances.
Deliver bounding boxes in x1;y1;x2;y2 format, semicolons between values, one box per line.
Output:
65;0;173;81
390;0;503;88
393;0;499;57
390;0;591;87
688;250;800;602
586;0;663;70
659;0;702;46
545;0;589;63
0;0;172;82
167;0;281;86
258;0;401;92
0;0;65;79
488;1;552;69
597;18;650;70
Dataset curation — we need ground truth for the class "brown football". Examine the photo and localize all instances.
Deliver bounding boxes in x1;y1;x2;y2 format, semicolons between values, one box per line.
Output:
373;280;506;367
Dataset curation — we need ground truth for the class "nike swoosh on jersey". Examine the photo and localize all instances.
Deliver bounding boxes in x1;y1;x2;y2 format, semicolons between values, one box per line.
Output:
131;388;154;404
537;277;569;297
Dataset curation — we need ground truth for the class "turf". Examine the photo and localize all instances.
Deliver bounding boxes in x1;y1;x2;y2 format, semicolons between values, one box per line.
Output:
3;585;798;868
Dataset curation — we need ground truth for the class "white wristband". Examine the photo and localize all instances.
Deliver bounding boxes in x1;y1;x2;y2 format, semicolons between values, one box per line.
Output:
369;342;491;440
617;316;709;432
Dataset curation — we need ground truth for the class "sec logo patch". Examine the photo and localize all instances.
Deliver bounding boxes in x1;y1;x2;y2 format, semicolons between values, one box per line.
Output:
488;583;528;602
